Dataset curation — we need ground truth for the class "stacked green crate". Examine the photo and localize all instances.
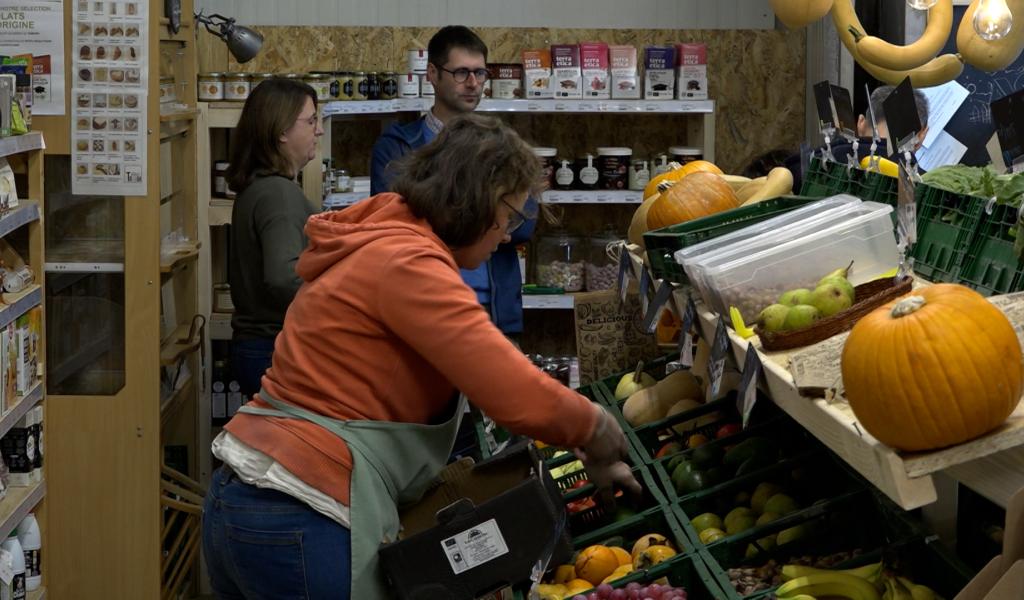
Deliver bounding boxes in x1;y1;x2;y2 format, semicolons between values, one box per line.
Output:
910;183;987;283
956;201;1024;296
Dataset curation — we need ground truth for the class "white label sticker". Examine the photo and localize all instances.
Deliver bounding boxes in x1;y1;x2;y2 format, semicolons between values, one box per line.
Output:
441;518;510;575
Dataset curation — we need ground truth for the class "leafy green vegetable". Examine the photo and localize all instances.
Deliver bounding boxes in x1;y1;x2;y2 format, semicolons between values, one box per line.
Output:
921;165;1024;207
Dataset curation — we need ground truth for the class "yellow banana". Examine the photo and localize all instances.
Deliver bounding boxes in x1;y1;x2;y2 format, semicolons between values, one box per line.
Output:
957;0;1024;72
855;0;953;70
832;0;964;88
776;572;882;600
782;561;884;584
860;156;899;178
884;576;914;600
897;576;938;600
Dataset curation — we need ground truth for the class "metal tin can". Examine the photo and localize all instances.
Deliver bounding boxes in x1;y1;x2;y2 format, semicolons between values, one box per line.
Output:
353;71;368;101
399;72;419;98
197;72;225;101
225;73;251;101
380;72;398;100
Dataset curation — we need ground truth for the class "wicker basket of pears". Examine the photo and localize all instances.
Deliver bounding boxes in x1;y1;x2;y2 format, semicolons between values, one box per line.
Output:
751;263;912;351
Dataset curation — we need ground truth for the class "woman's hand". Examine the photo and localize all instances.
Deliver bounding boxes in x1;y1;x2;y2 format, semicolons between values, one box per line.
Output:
574;405;642;497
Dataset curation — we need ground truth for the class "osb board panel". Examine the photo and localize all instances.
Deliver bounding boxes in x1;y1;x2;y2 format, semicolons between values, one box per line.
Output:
199;26;805;174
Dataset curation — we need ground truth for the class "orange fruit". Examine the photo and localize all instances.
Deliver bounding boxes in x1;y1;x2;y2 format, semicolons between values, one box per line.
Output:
631;533;672;559
551;564;576;584
632;545;678;569
574;545;619;586
687;433;710;449
609;546;632;566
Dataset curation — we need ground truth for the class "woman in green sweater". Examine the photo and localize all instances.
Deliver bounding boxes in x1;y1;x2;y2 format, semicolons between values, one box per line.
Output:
226;78;321;396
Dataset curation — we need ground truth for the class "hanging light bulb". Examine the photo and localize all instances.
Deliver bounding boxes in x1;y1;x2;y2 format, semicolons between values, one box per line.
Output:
974;0;1014;40
907;0;939;9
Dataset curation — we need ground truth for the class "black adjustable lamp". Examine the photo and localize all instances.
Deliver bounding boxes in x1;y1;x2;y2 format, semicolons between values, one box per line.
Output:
193;10;264;64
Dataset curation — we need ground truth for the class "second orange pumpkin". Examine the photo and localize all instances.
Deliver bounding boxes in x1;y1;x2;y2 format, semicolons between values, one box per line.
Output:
646;172;739;231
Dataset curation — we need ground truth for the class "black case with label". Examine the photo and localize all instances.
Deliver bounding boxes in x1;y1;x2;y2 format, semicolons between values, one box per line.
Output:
380;442;571;599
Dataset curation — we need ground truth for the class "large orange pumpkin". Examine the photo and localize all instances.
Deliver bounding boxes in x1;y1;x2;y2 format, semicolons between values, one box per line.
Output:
642;160;723;201
646;172;739;231
841;284;1024;452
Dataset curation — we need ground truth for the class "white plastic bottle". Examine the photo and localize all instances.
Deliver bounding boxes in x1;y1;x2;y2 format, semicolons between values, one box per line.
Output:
1;532;25;600
16;514;39;591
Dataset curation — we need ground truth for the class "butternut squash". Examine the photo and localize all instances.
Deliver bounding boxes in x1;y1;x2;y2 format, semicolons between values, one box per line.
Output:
622;370;704;427
957;0;1024;72
742;167;794;206
769;0;834;30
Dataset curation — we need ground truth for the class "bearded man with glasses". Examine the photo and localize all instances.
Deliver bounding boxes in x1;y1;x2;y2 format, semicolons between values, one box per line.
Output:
372;25;538;344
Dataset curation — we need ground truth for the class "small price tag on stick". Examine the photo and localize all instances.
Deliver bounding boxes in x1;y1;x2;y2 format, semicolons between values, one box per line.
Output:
706;316;729;402
678;294;697;368
738;344;763;429
638;268;651;317
644;281;674;334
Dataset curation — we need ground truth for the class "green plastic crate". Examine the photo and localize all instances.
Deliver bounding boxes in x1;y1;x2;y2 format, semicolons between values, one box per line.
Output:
698;489;972;599
642;196;828;284
956;201;1024;296
800;156;856;197
911;183;987;283
669;451;869;549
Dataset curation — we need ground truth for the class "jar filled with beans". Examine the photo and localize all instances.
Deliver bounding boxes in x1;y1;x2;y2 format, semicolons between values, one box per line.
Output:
535;231;585;292
586;225;624;291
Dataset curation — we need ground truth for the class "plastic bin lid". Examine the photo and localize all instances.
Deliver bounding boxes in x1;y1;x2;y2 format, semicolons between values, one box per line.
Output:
705;201;894;276
674;195;862;265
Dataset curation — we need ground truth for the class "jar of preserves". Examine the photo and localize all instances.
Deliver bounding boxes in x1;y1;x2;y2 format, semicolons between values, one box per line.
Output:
352;71;369;101
533;147;557;190
628;158;650;191
535;231;585;292
197;72;225;101
337;72;354;100
596;147;632;190
669;146;703;165
367;72;381;100
224;73;251;101
380;72;399;100
160;76;175;104
250;72;275;91
304;72;333;101
585;225;624;291
399;72;419;98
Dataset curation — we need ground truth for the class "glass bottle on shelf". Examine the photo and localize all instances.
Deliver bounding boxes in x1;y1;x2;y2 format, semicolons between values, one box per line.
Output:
535;230;584;292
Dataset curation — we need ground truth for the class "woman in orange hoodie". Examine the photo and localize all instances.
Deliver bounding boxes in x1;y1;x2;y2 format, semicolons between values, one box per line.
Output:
201;114;639;599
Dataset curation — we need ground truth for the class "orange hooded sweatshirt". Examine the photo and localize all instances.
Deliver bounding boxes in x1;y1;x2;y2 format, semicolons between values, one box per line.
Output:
224;193;599;506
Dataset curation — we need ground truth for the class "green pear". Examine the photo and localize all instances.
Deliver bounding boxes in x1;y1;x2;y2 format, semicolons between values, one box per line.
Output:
778;288;813;306
756;304;790;333
782;305;820;331
764;493;800;516
723;507;757;532
755;511;781;526
776;524;809;546
818;262;853;284
751;482;784;514
809;282;854;317
820;275;855;303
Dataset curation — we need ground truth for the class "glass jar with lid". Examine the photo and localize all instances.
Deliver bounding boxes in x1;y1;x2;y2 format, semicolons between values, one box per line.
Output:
337;72;354;100
535;231;585;292
224;73;251;101
304;72;333;102
197;72;225;101
352;71;369;101
585;225;624;291
250;73;275;91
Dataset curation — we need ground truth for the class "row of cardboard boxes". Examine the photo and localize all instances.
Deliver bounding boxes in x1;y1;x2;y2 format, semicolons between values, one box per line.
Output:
466;358;974;599
641;156;1024;301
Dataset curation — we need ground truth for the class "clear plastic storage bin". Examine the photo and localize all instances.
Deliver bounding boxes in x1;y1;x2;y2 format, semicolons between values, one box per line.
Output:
681;198;870;309
699;201;897;322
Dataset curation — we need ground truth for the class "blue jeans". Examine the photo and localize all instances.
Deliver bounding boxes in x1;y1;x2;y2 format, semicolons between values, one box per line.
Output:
202;466;352;599
230;337;275;397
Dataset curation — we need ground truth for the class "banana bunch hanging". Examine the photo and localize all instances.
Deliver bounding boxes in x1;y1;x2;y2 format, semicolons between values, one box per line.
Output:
769;0;1024;87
